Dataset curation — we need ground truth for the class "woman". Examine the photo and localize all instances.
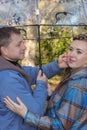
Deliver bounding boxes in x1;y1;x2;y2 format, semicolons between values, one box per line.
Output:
4;34;87;130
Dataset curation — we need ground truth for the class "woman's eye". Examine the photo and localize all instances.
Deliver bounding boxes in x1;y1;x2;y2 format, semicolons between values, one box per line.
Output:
77;51;82;54
69;48;73;51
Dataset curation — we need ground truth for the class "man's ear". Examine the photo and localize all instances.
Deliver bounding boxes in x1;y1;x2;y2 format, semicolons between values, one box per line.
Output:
0;46;8;56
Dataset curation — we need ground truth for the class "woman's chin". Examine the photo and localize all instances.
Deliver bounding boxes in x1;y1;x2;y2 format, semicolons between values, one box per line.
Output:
68;63;75;69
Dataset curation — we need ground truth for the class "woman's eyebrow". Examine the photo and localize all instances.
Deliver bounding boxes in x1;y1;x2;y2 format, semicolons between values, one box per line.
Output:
69;46;87;53
76;48;87;54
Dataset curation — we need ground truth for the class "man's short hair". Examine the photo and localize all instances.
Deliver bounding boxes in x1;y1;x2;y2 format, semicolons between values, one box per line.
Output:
0;26;20;47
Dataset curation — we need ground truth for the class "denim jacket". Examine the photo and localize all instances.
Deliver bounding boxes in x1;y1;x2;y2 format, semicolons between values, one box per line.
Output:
0;56;61;130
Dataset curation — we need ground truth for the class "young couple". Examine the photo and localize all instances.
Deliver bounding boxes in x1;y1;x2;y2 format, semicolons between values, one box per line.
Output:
0;27;87;130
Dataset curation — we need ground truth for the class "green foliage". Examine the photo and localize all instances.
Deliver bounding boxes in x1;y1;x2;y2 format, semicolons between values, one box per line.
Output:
35;26;72;65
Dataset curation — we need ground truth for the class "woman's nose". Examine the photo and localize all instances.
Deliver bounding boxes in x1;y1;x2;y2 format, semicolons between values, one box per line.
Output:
69;51;76;58
70;50;75;55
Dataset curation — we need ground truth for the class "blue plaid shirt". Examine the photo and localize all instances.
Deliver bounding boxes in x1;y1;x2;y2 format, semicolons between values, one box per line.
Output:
25;68;87;130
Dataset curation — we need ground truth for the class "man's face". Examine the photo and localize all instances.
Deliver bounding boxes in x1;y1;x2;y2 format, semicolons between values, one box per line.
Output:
68;40;87;69
1;33;26;61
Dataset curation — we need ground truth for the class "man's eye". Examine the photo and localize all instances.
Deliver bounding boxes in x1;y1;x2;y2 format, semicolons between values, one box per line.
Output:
17;43;21;47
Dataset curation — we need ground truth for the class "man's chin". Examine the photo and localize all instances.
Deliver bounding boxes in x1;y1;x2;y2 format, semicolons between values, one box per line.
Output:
19;57;24;60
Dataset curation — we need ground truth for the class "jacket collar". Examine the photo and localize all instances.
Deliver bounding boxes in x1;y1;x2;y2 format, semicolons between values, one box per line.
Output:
70;67;87;80
0;56;30;84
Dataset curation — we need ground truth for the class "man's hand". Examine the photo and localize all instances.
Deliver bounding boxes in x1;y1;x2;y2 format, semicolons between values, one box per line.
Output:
37;70;48;84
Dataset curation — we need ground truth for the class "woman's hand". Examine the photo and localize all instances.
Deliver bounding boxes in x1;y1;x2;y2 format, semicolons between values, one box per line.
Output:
4;96;27;118
58;53;69;68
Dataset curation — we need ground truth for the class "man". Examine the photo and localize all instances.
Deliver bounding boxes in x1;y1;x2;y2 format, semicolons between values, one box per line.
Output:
0;26;66;130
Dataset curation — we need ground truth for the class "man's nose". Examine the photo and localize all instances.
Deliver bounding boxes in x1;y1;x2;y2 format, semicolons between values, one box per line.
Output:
22;44;26;50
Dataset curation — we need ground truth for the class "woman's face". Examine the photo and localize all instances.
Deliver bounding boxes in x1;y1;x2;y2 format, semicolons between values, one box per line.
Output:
68;40;87;69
